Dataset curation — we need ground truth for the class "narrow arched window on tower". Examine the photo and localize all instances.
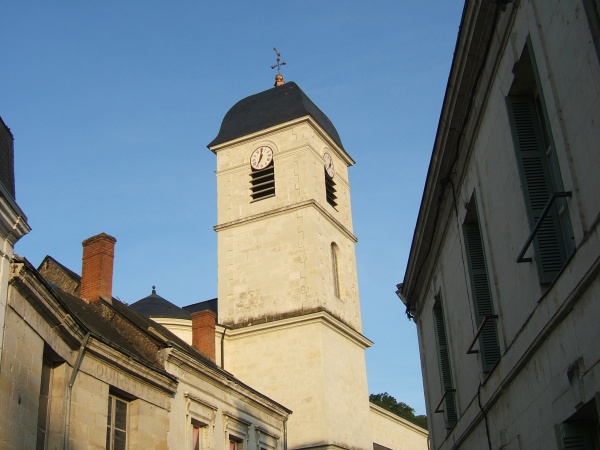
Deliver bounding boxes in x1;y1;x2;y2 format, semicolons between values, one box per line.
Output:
331;242;341;299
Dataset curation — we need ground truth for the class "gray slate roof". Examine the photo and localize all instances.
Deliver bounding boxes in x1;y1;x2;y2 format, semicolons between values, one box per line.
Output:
208;82;345;150
129;288;192;319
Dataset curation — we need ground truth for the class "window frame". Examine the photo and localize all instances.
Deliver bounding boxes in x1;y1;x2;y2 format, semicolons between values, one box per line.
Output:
106;393;129;450
463;195;501;373
432;294;458;430
331;242;341;299
507;37;574;284
250;162;275;201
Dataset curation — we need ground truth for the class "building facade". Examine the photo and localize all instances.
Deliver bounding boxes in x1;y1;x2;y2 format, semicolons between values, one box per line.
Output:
400;1;600;449
130;80;430;449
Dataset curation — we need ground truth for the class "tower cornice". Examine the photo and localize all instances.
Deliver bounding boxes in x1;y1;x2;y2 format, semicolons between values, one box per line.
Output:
224;309;373;349
213;199;357;243
209;115;355;167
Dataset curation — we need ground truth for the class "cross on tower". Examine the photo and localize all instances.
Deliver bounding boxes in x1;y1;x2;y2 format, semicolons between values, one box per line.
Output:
271;48;286;86
271;47;286;73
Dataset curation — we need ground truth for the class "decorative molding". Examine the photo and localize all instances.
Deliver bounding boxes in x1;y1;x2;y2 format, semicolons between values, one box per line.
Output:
214;199;357;243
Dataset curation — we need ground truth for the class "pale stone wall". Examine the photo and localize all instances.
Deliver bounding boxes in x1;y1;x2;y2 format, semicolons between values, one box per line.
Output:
0;306;45;449
215;120;361;331
223;314;372;450
370;404;428;450
3;265;175;450
213;106;372;448
166;350;287;450
0;190;30;370
152;317;193;344
409;1;600;449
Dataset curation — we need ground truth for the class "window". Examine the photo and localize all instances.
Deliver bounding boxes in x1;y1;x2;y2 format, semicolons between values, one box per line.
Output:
325;169;337;209
507;38;574;284
36;358;53;450
433;294;457;429
106;394;128;450
463;196;500;372
555;394;600;449
331;242;341;298
250;164;275;201
229;435;243;450
192;425;200;450
582;0;600;63
191;418;206;450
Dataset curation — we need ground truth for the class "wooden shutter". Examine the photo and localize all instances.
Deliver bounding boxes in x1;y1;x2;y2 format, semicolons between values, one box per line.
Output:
464;223;500;372
555;422;594;450
507;96;567;283
433;304;457;428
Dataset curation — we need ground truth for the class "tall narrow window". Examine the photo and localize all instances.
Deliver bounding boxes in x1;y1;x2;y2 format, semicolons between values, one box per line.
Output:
463;196;500;372
191;419;206;450
507;38;574;284
331;243;341;298
229;435;243;450
433;295;457;429
36;358;53;450
106;394;128;450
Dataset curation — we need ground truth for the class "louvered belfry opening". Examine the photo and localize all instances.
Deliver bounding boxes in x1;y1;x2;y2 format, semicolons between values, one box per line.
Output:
250;163;275;201
325;169;337;209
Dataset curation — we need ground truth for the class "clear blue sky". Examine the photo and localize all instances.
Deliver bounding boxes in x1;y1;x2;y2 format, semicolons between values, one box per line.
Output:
1;1;463;415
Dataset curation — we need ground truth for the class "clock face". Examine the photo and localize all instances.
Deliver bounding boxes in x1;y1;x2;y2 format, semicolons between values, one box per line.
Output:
323;152;335;178
250;146;274;170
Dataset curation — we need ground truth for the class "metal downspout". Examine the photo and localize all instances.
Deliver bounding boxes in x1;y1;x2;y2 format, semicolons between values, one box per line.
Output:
283;417;288;450
220;327;226;369
64;332;91;450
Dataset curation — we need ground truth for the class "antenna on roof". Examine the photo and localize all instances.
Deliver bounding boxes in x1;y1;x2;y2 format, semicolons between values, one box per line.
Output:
271;47;286;86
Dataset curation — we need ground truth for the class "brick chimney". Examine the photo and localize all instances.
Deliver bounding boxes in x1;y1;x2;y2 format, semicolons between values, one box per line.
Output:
191;310;217;361
80;233;116;303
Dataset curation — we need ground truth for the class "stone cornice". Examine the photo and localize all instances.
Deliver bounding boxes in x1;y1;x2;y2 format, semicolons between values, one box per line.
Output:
369;403;428;437
214;199;357;243
167;347;292;419
209;115;355;167
0;191;30;245
226;310;373;349
9;261;82;350
84;342;178;398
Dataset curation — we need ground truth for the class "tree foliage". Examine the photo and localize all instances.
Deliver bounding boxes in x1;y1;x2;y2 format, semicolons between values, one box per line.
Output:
369;392;428;430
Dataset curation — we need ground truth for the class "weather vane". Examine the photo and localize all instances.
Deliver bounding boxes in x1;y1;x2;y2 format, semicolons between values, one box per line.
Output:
271;47;286;86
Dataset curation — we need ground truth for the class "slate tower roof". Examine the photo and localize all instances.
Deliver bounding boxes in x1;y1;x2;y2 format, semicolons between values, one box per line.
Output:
208;81;345;150
129;287;191;319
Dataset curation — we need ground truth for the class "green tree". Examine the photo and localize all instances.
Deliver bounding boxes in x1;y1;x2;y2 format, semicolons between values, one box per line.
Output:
369;392;428;430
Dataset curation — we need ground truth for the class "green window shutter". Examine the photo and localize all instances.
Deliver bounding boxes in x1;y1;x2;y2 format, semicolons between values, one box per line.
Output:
433;303;457;428
507;96;567;283
555;422;594;450
464;222;500;372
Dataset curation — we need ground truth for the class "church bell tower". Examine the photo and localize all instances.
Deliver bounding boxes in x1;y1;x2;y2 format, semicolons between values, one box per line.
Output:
208;75;372;450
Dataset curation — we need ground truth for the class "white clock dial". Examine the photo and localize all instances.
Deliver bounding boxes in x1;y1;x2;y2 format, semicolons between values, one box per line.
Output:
250;146;274;170
324;152;335;178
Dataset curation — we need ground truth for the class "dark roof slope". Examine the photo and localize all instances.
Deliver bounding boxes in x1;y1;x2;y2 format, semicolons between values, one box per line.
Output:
183;298;218;316
208;82;344;150
129;288;191;319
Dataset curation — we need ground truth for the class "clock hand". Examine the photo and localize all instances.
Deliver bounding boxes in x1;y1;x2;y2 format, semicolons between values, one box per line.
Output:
258;149;263;164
